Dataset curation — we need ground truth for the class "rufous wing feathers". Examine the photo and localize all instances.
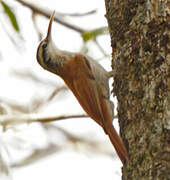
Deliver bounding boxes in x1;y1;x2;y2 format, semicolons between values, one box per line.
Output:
60;54;129;164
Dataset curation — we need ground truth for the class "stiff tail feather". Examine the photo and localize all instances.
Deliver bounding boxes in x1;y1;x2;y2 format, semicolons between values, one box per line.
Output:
100;98;129;165
106;123;129;165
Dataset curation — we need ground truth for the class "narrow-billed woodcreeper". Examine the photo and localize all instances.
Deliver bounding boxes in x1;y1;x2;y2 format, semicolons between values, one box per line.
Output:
36;11;129;164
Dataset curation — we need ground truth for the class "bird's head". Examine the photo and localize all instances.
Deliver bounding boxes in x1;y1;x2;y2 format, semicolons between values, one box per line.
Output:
36;11;58;73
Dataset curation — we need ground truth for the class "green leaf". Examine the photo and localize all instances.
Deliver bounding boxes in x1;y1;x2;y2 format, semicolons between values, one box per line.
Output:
82;27;108;42
82;31;94;42
0;1;20;32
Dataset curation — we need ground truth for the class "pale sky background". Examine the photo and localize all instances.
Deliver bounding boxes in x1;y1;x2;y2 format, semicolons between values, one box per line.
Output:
0;0;123;179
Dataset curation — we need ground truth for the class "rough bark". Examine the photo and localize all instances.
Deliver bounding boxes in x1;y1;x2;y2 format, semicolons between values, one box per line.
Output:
104;0;170;179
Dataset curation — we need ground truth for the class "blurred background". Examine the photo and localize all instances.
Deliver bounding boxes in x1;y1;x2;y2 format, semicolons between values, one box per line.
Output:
0;0;122;179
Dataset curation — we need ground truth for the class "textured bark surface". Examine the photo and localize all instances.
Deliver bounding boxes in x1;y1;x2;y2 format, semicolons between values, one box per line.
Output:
105;0;170;179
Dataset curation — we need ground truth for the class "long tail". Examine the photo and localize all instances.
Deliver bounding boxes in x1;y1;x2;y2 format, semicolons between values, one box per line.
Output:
106;121;129;165
99;98;129;165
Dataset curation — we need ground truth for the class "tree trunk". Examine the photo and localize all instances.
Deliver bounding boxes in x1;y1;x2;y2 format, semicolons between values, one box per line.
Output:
104;0;170;179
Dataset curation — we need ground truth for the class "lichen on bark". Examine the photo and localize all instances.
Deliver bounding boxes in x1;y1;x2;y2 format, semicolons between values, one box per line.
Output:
105;0;170;179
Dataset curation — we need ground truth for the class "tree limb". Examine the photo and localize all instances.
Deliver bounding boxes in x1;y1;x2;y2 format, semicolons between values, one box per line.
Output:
15;0;85;33
0;114;88;128
54;9;97;17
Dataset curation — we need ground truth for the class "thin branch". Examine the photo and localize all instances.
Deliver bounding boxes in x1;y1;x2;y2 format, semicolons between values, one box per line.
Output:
11;143;60;168
44;124;114;157
15;0;85;33
0;114;88;127
0;18;19;49
94;38;109;57
11;124;114;168
11;70;58;87
56;9;97;17
32;11;43;41
15;0;110;58
46;86;67;102
30;86;68;112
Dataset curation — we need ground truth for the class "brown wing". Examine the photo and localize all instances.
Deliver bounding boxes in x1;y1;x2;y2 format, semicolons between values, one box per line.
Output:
73;70;104;127
61;54;129;164
62;54;105;127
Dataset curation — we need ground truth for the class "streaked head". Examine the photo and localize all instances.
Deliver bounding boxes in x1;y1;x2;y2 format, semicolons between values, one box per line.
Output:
36;11;56;71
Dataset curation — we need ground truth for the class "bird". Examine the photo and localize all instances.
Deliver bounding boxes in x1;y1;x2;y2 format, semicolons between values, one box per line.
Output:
36;11;129;165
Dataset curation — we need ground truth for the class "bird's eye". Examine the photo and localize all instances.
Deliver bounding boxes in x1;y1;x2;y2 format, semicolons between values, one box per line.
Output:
42;42;47;49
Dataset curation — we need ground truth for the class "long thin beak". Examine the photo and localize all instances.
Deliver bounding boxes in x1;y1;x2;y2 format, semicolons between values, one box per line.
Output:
46;10;55;41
